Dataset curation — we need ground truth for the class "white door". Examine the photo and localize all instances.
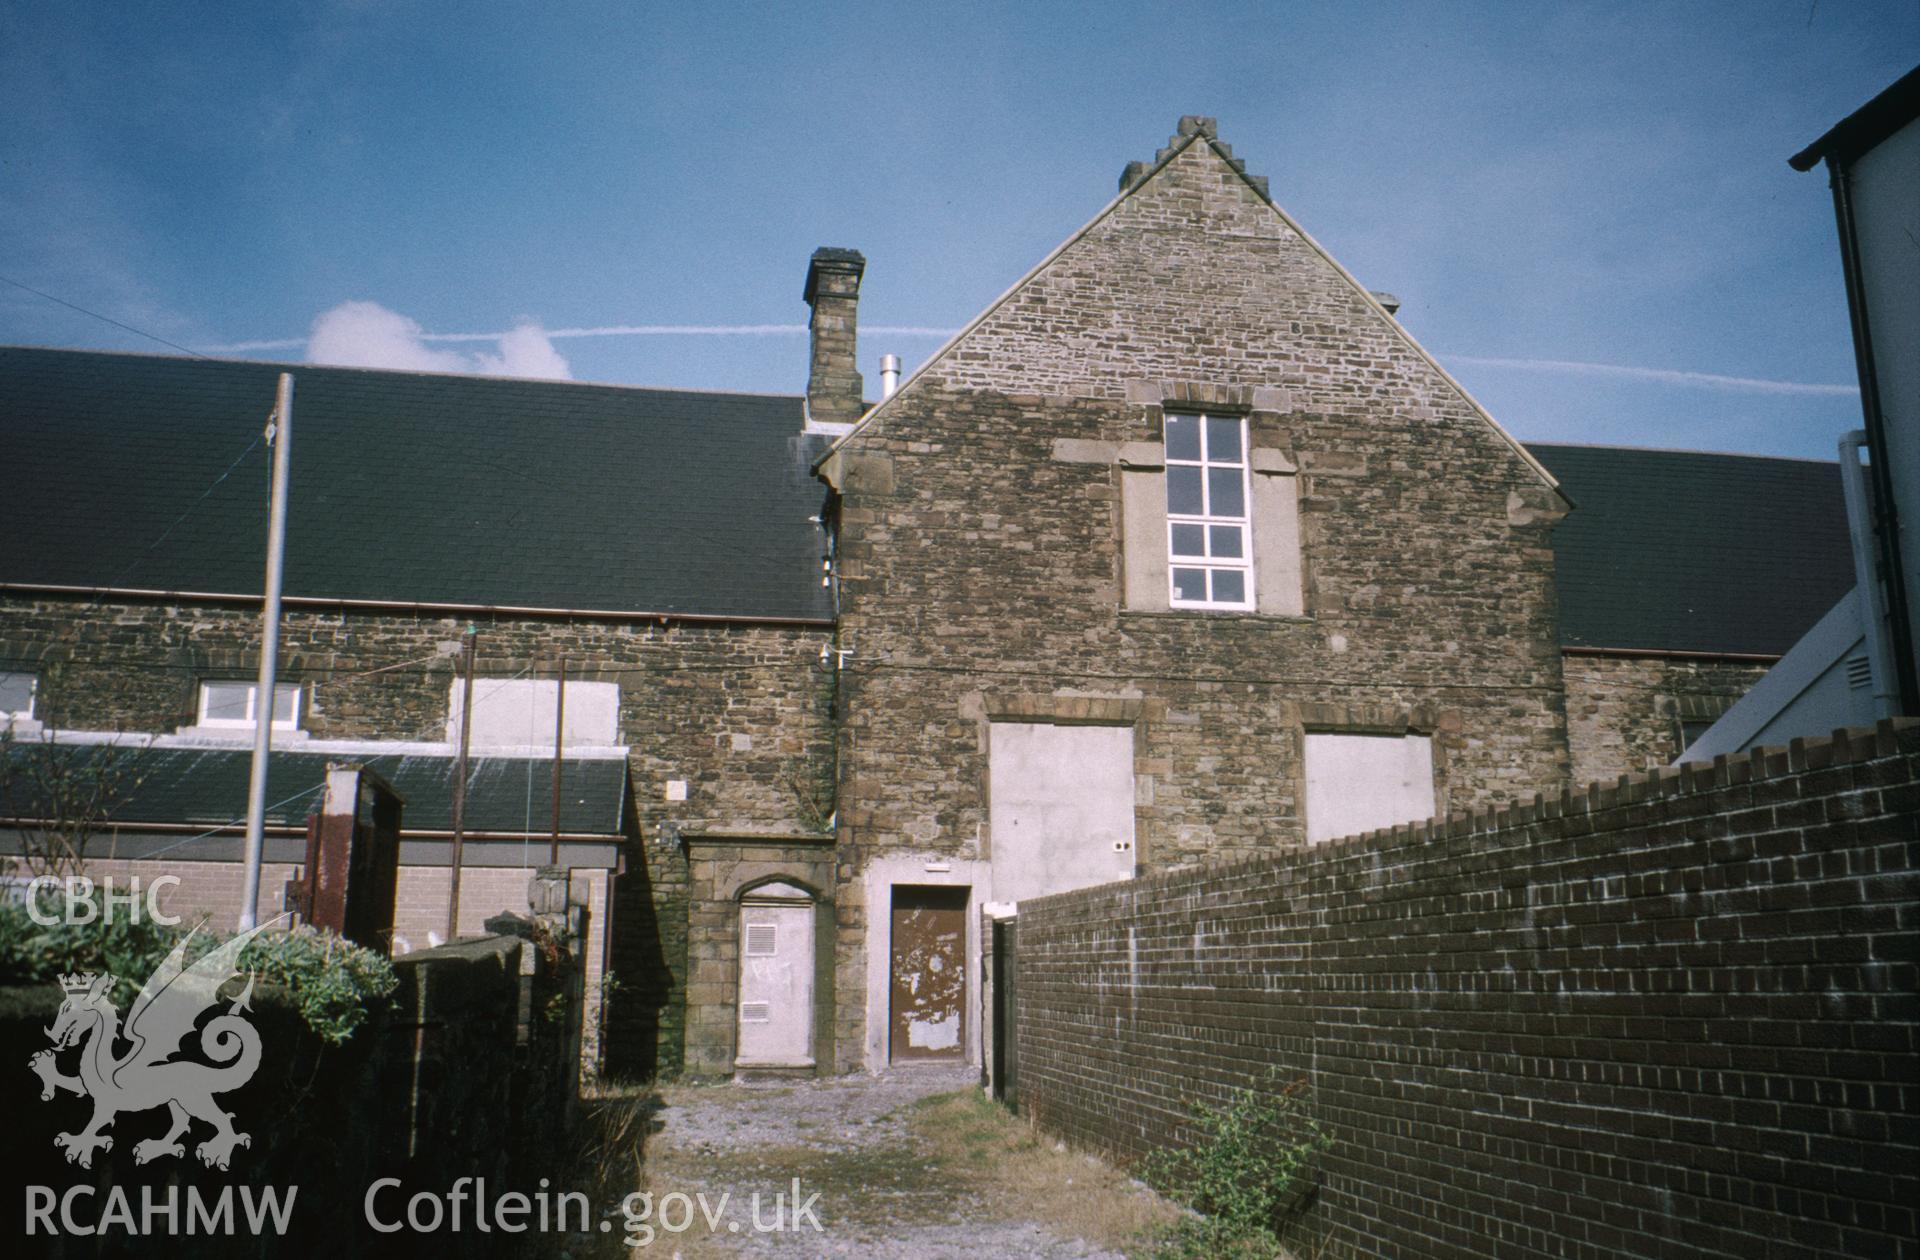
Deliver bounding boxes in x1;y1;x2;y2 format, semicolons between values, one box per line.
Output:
736;891;814;1068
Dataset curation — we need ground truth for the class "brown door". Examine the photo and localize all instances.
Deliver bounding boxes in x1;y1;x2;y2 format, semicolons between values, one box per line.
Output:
889;885;969;1062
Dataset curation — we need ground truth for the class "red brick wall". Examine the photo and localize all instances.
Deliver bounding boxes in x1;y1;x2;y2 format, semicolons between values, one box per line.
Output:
1007;721;1920;1259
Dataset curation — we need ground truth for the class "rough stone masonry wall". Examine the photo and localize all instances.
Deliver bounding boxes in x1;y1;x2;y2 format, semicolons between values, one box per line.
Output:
0;595;834;1077
681;836;837;1075
1009;720;1920;1260
1564;651;1772;785
830;131;1572;1068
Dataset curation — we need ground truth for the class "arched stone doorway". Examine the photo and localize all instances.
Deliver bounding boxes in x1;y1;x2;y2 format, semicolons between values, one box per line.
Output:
735;879;816;1070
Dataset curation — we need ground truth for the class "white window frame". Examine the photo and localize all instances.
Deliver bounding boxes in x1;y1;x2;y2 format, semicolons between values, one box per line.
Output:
1165;412;1255;610
196;680;302;732
0;671;37;721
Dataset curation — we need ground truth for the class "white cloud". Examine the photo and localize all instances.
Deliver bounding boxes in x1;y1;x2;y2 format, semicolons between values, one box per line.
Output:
304;301;571;379
474;321;572;379
306;301;466;372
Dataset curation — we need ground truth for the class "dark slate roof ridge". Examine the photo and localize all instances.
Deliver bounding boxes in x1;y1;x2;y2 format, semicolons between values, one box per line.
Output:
0;343;806;402
1526;439;1840;467
1790;63;1920;171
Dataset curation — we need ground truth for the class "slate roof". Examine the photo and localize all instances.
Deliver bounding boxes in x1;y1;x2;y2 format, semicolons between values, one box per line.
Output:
0;347;1856;657
0;743;629;836
1527;443;1853;656
0;346;833;621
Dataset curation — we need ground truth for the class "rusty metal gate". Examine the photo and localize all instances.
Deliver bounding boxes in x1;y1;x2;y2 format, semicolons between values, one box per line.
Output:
991;916;1018;1106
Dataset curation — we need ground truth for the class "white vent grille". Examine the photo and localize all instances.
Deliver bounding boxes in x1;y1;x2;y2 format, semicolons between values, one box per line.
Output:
745;924;778;956
740;1001;771;1023
1846;656;1873;690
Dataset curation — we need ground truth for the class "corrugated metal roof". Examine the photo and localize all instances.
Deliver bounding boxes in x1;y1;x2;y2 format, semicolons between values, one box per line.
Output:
0;346;833;621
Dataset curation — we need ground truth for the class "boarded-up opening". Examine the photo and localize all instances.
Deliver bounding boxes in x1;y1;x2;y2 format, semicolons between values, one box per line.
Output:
889;885;969;1062
737;881;814;1069
988;721;1136;903
1303;732;1436;844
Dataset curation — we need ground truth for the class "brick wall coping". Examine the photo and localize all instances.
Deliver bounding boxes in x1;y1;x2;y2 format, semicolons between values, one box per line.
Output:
1310;717;1918;852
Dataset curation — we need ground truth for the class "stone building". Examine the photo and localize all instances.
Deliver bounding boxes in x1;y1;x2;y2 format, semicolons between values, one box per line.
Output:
1;117;1851;1078
817;116;1577;1071
0;351;839;1079
1533;443;1851;783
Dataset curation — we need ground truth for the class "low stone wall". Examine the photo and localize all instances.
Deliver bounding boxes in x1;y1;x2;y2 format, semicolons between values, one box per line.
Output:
1004;720;1920;1259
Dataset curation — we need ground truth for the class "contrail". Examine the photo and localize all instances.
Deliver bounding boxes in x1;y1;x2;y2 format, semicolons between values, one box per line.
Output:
509;323;960;341
1442;354;1858;397
203;323;959;354
200;326;1861;398
199;337;306;352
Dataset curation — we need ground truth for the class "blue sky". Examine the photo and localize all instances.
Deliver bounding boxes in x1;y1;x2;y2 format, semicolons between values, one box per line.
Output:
2;1;1914;459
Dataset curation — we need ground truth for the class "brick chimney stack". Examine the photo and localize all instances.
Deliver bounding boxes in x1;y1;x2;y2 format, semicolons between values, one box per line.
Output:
804;247;866;430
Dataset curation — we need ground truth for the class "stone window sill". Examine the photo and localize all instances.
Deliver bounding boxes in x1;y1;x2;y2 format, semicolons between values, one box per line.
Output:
1118;608;1313;624
171;725;311;745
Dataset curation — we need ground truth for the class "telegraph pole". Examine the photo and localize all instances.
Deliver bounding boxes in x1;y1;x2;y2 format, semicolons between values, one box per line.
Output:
445;627;477;941
550;653;566;865
238;373;293;932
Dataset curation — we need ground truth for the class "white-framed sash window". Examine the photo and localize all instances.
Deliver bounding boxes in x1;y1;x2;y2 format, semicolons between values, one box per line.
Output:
1165;412;1254;610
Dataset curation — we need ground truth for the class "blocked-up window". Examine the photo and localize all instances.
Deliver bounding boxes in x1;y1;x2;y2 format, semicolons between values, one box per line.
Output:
988;721;1136;903
448;679;620;748
1303;732;1436;844
0;672;36;720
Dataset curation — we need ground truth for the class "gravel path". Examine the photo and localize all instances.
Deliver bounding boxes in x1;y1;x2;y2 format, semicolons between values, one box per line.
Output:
635;1067;1140;1259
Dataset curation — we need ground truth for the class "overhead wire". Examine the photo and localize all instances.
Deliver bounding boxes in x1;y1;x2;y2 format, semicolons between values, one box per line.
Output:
115;781;329;862
0;273;211;359
90;433;264;602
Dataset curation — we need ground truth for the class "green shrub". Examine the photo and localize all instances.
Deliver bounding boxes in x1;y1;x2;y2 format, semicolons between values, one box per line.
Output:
1139;1071;1332;1259
0;890;180;1006
0;894;396;1044
232;928;399;1043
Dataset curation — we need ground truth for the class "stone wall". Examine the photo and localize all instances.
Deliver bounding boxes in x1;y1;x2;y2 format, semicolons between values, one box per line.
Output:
0;593;836;1077
680;833;837;1076
825;127;1572;1067
1564;651;1771;784
1002;720;1920;1259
